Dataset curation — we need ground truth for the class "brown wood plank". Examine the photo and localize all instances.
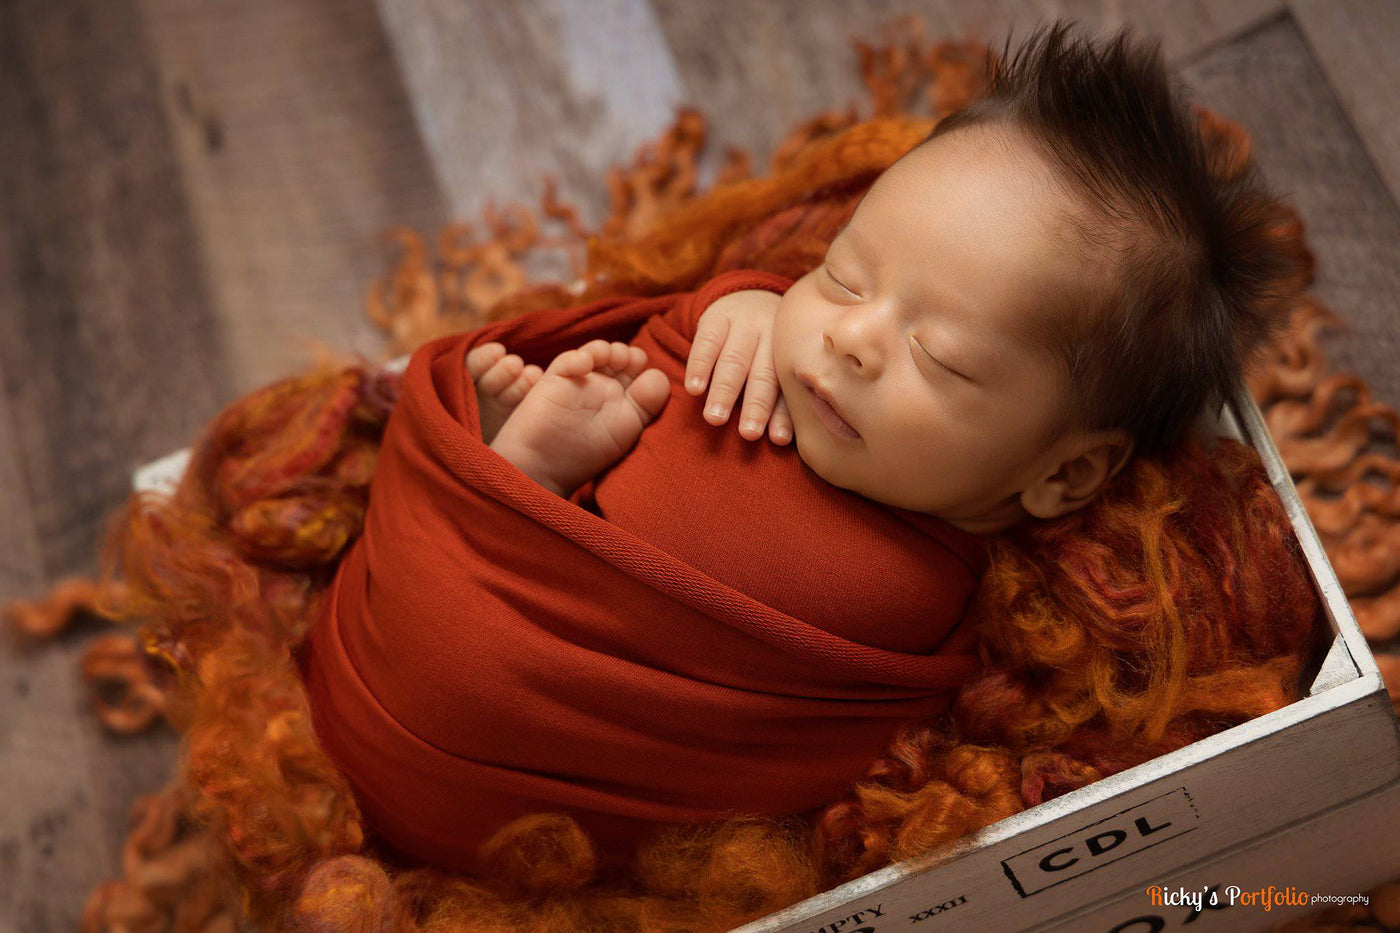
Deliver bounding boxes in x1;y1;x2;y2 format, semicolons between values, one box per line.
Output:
1288;1;1400;227
0;629;183;933
0;1;236;585
374;0;687;232
0;391;46;601
648;0;1283;177
1180;14;1400;411
0;1;230;928
1;638;117;933
138;0;451;395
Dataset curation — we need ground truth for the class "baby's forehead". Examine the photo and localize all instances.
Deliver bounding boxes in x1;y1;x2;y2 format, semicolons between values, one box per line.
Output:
848;239;1101;380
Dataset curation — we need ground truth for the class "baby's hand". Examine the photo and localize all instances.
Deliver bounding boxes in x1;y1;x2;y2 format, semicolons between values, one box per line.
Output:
684;289;792;445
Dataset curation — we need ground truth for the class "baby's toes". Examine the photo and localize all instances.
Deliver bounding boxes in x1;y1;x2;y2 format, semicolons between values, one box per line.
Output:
610;347;651;388
546;347;592;379
478;354;524;396
575;339;614;370
496;368;538;407
577;340;625;376
623;346;648;375
608;342;634;373
466;342;507;380
626;368;671;424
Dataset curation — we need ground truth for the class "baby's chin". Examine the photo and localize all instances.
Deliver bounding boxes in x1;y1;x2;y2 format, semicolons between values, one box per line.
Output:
791;422;864;493
791;426;941;514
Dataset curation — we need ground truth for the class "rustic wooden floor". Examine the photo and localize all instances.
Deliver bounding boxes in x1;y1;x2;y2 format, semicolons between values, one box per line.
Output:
2;1;1397;927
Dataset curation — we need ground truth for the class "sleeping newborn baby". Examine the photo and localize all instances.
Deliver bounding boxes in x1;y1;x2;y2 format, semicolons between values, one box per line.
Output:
474;116;1138;540
460;117;1145;670
300;22;1300;876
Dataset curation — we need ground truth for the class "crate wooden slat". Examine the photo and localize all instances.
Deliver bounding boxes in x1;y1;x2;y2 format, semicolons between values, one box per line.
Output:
1046;778;1400;932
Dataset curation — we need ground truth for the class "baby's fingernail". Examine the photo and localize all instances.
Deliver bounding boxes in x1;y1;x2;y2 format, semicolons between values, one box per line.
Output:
687;377;703;393
773;426;790;441
706;403;726;421
741;420;761;435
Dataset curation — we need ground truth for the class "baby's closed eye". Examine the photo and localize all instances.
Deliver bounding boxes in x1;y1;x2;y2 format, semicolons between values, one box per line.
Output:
824;265;860;297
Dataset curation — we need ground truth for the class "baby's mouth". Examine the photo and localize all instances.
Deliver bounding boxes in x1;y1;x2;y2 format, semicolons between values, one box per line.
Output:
799;377;860;440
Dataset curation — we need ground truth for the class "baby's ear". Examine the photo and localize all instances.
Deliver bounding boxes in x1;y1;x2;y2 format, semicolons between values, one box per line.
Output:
1020;430;1134;520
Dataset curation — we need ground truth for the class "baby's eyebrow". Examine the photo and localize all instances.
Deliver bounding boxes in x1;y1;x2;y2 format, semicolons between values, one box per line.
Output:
837;221;874;257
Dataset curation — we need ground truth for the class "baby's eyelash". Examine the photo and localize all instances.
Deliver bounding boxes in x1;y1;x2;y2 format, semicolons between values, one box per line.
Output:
911;335;972;382
824;266;858;296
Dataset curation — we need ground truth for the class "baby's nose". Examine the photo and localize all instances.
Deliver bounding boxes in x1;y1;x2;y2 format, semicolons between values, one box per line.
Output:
824;332;861;369
824;316;884;374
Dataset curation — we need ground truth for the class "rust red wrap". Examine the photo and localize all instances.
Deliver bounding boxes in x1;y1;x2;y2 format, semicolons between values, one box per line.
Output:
299;269;990;873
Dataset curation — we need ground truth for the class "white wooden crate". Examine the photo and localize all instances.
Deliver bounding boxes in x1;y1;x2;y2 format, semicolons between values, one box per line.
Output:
131;366;1400;933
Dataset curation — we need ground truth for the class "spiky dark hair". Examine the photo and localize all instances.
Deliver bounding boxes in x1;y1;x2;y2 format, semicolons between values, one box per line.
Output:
923;20;1307;459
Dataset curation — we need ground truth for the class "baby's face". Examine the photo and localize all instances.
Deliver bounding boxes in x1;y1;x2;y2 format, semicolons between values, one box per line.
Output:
772;125;1101;535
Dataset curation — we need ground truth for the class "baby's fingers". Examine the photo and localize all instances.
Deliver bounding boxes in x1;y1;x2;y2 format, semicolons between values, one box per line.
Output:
768;394;793;445
735;356;781;441
701;329;760;425
685;313;730;395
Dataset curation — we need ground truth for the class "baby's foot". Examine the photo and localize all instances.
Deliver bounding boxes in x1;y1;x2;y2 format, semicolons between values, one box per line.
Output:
466;342;544;443
489;339;670;498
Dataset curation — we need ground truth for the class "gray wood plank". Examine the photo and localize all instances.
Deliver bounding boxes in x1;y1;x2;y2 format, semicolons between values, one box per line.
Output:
0;0;236;584
138;0;450;395
1;635;119;933
1289;0;1400;205
0;629;183;933
375;0;687;231
0;388;46;601
0;1;235;928
1179;15;1400;412
0;2;454;928
649;0;1283;180
1287;0;1400;417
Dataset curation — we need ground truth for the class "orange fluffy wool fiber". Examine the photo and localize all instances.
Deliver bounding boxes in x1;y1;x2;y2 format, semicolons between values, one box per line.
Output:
25;23;1350;933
